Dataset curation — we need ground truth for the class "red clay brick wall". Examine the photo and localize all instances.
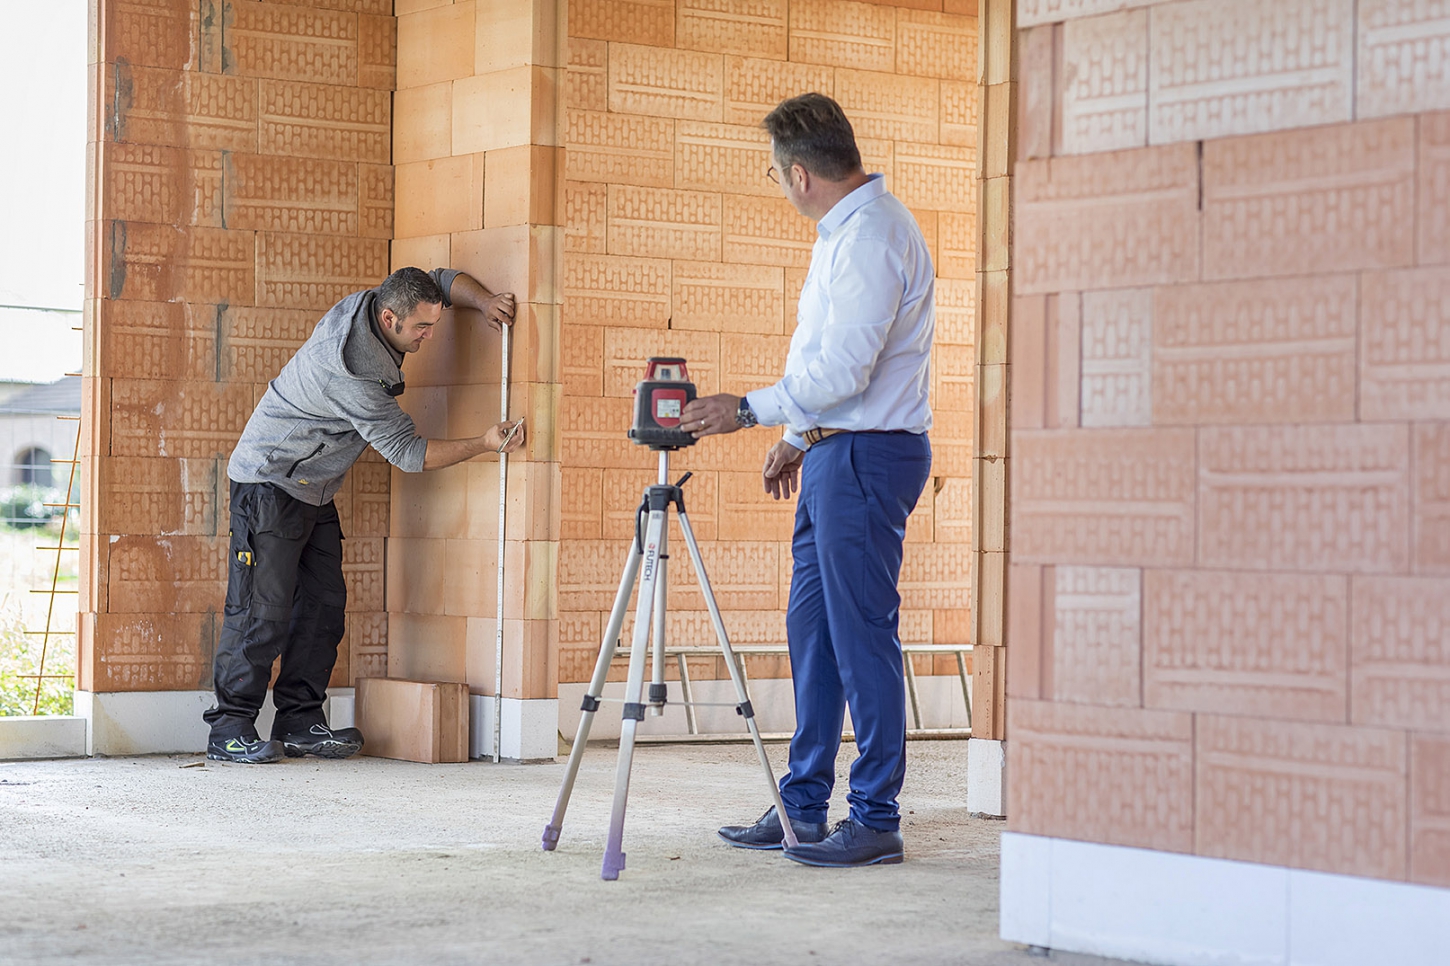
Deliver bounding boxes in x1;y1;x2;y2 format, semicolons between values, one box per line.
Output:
1006;0;1450;888
82;0;396;692
556;0;980;686
387;0;560;701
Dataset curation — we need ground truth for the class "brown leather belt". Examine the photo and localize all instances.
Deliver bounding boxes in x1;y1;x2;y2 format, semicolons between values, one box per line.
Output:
801;427;850;447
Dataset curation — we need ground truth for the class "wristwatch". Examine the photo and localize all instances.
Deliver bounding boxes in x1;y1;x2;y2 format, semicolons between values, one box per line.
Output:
735;396;759;428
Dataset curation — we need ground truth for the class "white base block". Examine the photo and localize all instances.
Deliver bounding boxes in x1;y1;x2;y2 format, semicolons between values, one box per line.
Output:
966;737;1005;815
75;688;358;756
0;715;87;760
469;695;559;761
1001;832;1450;966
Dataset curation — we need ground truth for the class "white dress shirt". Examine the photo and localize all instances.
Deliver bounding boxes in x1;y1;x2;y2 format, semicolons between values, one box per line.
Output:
746;174;935;452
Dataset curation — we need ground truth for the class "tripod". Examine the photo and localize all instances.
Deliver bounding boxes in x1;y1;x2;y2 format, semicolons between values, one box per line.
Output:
541;448;798;879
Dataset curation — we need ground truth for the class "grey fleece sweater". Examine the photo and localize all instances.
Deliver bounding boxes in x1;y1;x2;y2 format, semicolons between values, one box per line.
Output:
227;268;461;505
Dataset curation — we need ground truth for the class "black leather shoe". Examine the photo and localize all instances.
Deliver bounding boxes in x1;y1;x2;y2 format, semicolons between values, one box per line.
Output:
207;735;285;764
718;806;828;850
276;723;364;760
783;818;904;867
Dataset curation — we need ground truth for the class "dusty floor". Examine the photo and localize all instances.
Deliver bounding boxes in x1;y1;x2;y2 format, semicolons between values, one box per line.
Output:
1;741;1124;966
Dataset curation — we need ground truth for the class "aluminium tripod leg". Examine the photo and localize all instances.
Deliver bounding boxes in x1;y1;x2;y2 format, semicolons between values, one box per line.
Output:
676;509;800;849
542;537;642;851
601;498;670;880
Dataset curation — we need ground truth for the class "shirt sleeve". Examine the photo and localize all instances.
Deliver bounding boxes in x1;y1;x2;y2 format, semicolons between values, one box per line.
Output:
747;234;905;429
328;373;430;472
428;268;462;308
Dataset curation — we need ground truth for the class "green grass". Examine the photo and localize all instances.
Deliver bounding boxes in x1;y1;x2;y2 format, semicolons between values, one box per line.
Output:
0;519;78;717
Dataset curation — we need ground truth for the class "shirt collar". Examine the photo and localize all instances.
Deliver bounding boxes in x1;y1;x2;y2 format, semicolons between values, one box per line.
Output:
367;295;405;369
817;173;886;240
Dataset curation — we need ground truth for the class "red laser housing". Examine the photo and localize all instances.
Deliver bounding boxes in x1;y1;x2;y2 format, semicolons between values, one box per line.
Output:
628;357;699;450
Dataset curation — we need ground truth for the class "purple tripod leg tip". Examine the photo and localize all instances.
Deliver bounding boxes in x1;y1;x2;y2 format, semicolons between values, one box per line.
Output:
541;824;561;851
601;850;626;880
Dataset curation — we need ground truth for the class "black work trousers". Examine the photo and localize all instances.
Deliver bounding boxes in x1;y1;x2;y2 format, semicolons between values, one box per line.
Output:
203;481;347;741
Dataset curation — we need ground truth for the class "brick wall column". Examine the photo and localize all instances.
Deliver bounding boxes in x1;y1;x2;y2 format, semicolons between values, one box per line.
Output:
390;0;562;759
82;0;395;754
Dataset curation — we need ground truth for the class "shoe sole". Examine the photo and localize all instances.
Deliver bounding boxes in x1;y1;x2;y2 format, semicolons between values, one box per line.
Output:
206;751;282;764
282;740;362;760
783;850;904;868
717;832;785;851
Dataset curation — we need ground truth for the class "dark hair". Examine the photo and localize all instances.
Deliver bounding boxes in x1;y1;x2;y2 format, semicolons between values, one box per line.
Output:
761;93;862;181
377;267;444;320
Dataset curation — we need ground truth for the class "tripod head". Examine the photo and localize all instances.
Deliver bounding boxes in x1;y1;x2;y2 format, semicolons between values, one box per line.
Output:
628;357;699;450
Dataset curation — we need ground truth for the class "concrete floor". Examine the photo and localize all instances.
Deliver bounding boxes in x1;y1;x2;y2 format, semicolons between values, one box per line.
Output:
1;741;1125;966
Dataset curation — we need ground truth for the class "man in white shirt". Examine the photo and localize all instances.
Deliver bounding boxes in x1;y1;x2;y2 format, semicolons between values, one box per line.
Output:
681;93;934;868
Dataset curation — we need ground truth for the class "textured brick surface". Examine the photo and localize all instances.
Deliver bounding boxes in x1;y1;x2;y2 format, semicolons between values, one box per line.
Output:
1202;118;1416;280
1017;0;1154;28
1016;143;1198;294
1422;113;1450;264
1411;734;1450;887
834;69;939;142
1358;0;1450;118
1360;267;1450;420
565;110;675;186
897;9;977;80
1352;577;1450;732
89;612;216;692
1145;570;1349;721
1196;716;1407;880
1079;287;1151;427
894;143;975;212
1149;0;1353;145
722;56;835;125
105;64;258;152
1154;275;1357;425
562;254;672;327
1198;424;1410;573
1051;566;1140;707
1008;699;1195;853
1013;428;1196;566
570;0;675;46
675;121;775;196
609;44;724;121
259;80;390;163
722;195;817;268
789;0;897;71
679;0;789;59
1416;424;1450;574
1059;8;1147;155
229;0;359;86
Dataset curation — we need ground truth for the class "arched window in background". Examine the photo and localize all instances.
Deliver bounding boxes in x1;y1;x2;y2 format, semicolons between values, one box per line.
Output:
16;447;52;487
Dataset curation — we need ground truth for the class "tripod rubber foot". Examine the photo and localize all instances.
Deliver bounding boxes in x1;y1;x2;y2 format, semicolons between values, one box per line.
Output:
601;850;626;881
541;824;561;851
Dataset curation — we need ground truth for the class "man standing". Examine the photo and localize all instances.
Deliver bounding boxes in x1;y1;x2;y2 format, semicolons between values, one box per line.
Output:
203;267;526;764
681;94;934;867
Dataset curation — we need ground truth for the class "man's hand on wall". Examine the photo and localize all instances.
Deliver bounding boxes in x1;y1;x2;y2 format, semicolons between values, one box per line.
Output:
681;394;743;437
484;292;516;330
762;440;804;500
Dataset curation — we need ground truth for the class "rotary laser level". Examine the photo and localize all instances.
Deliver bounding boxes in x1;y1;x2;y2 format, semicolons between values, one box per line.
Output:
628;357;699;450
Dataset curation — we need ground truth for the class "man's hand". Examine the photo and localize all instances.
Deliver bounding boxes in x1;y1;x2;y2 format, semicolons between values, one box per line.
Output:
484;292;516;331
485;418;526;454
681;394;743;437
763;440;804;500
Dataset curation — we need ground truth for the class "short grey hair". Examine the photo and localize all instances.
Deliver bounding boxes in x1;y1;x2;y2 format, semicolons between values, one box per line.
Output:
377;267;444;320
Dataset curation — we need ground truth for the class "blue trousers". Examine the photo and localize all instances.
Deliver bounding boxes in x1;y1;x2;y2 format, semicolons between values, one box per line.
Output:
778;431;932;831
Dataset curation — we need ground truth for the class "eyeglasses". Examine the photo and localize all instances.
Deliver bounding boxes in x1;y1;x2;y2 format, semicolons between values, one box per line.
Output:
765;165;779;185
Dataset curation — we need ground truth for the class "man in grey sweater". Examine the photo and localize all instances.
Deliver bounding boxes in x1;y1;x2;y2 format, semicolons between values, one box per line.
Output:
203;267;525;763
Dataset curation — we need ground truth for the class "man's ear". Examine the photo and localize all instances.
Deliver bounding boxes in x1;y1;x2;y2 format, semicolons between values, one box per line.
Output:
378;307;395;327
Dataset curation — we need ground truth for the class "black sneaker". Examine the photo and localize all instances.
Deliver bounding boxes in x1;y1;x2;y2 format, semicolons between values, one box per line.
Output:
277;723;364;760
207;736;285;764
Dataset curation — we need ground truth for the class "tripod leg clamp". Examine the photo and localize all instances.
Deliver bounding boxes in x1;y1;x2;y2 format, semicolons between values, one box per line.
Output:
622;703;647;721
648;684;668;705
580;695;601;712
736;700;754;719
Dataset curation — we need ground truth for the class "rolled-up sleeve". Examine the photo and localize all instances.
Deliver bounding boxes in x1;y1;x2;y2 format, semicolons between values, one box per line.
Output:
428;268;461;307
329;375;429;472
